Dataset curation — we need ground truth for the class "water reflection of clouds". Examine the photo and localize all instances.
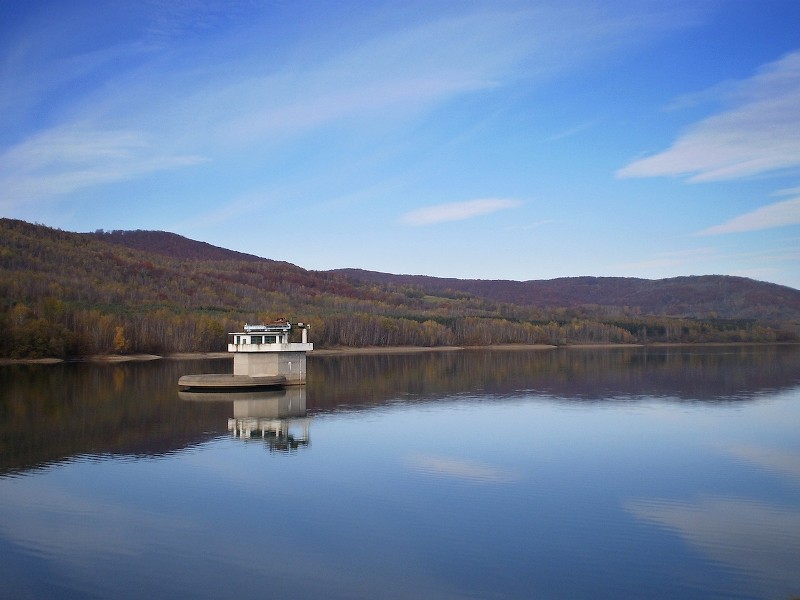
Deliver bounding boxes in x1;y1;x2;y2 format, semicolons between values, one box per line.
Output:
0;476;195;575
0;468;481;599
406;453;522;484
625;496;800;597
726;444;800;484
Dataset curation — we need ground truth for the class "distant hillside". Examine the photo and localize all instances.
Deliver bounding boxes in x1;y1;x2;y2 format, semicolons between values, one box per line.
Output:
89;229;264;262
332;270;800;321
77;227;800;322
1;218;797;358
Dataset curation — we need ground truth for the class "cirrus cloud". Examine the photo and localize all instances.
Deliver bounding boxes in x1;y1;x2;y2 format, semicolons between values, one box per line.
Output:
399;198;522;226
617;51;800;182
0;123;206;208
696;197;800;236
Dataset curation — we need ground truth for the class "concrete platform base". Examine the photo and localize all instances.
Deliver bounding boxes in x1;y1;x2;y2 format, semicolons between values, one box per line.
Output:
177;373;286;390
233;350;308;385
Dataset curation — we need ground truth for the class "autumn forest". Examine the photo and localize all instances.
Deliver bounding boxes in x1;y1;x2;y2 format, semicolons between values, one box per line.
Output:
1;218;798;359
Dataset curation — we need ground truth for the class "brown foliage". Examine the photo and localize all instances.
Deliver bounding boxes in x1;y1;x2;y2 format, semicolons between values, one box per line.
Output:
1;218;797;358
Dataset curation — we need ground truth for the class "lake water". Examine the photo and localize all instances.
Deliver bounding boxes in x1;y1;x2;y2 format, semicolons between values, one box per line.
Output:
1;346;799;600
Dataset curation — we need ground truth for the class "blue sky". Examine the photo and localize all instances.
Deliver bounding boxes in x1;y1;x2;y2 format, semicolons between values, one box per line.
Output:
2;1;799;289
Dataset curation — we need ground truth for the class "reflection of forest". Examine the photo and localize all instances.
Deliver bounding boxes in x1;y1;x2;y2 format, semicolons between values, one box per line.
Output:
0;359;233;475
1;346;798;474
305;345;800;411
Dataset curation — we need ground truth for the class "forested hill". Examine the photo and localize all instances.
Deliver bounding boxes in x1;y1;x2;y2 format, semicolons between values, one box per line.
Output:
1;218;798;358
89;228;264;262
332;270;800;321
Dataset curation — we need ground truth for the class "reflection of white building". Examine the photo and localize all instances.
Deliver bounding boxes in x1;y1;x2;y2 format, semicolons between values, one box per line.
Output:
180;387;310;452
229;387;309;451
229;321;313;385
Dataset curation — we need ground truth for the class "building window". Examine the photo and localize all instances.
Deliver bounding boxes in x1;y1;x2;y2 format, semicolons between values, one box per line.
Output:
251;335;262;344
265;336;277;344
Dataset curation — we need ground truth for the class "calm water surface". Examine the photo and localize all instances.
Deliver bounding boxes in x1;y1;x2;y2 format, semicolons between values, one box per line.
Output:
1;346;799;599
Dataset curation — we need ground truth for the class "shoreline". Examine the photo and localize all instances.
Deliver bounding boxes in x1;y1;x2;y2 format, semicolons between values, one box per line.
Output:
0;342;795;365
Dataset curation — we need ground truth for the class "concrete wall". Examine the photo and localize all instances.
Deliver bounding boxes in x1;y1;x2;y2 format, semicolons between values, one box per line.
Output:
233;351;308;384
231;387;306;419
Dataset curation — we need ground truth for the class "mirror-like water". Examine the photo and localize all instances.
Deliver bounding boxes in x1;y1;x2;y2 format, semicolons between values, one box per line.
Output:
1;346;799;599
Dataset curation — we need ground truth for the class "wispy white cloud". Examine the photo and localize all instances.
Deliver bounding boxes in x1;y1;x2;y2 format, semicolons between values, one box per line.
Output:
0;0;708;212
0;124;206;208
774;186;800;197
143;0;249;41
695;197;800;235
544;120;598;142
613;247;718;271
618;51;800;182
661;79;740;112
614;244;800;276
218;5;638;145
0;8;532;209
400;198;522;226
505;219;556;231
611;243;800;288
178;185;286;230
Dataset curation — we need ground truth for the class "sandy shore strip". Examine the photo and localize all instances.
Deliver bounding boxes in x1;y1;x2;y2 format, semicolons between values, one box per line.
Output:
85;354;163;362
311;345;562;355
0;357;65;365
165;352;231;360
309;345;465;356
4;342;788;365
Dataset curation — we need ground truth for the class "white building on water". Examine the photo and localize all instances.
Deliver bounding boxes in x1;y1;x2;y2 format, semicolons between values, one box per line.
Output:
178;319;313;390
229;320;313;385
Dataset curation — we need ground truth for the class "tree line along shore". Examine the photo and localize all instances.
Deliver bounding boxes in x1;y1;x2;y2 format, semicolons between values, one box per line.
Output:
1;308;795;361
2;218;797;360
